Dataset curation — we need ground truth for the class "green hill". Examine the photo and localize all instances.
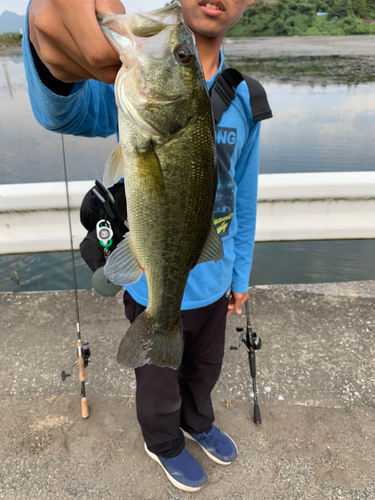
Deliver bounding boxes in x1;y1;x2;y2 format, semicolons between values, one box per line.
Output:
227;0;375;36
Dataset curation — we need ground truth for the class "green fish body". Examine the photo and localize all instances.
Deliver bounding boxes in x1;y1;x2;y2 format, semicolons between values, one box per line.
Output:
99;2;223;369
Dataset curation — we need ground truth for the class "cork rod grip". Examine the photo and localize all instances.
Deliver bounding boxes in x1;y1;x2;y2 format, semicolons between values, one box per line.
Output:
81;397;89;419
78;356;85;382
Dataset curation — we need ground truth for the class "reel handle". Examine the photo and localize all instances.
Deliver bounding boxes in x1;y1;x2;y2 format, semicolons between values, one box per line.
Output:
61;371;70;381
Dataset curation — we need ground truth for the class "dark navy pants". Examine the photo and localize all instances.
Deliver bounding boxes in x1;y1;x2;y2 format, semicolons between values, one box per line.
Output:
123;290;229;458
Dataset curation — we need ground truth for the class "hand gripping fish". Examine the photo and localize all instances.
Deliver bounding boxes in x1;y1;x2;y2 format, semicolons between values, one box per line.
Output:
99;2;223;369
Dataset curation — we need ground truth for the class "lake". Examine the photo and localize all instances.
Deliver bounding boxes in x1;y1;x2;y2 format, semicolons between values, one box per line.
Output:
0;44;374;292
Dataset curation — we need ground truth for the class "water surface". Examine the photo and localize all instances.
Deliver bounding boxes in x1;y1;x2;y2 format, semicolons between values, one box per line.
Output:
0;53;116;184
0;49;374;292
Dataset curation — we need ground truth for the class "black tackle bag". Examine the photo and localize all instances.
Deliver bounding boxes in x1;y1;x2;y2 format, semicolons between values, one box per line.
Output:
79;180;128;272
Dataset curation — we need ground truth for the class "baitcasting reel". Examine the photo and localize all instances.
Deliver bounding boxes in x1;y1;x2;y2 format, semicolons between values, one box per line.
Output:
230;301;262;424
230;326;262;351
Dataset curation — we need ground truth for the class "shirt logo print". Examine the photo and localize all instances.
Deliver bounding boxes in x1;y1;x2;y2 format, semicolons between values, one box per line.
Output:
215;129;237;145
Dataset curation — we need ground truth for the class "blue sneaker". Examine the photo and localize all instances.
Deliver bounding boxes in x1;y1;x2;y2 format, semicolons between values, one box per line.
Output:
144;443;208;492
182;425;238;465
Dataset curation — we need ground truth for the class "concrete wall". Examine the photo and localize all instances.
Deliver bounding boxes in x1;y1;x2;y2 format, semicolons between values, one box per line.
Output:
255;172;375;241
0;172;374;255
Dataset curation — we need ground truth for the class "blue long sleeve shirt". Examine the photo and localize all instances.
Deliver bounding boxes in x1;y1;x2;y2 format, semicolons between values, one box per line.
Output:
23;15;260;310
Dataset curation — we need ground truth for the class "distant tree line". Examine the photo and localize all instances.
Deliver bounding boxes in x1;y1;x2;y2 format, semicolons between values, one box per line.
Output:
227;0;375;36
0;33;22;46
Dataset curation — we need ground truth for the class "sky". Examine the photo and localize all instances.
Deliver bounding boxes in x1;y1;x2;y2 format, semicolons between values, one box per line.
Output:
0;0;163;16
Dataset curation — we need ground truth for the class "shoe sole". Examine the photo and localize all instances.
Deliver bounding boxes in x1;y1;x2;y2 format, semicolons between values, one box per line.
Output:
182;429;238;466
144;443;206;492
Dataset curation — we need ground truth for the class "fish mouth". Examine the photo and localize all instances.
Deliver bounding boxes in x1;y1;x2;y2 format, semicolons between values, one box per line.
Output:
198;0;225;12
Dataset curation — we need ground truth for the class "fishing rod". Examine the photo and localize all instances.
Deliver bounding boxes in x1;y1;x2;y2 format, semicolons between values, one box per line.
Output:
60;134;91;419
230;299;262;424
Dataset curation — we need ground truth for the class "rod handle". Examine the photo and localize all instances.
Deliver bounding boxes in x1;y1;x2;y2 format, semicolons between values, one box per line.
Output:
254;404;261;424
249;349;256;378
81;397;89;419
78;356;85;382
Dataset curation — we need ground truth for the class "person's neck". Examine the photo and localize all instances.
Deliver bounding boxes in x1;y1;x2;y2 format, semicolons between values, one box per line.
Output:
194;33;224;80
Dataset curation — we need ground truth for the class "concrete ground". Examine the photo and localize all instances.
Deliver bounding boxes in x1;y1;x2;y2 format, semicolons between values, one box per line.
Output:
0;281;374;499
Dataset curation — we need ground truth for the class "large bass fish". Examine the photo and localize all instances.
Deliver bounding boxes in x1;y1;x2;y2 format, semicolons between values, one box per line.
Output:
99;2;223;369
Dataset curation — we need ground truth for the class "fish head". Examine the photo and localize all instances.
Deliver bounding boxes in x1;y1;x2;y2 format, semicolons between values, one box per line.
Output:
99;2;208;140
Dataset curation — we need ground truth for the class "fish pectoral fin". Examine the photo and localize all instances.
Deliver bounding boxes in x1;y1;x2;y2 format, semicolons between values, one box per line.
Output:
196;223;224;266
104;234;143;286
136;142;164;198
103;143;125;188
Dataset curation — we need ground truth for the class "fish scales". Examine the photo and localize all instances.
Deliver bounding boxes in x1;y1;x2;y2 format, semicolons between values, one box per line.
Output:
99;2;223;369
128;110;216;316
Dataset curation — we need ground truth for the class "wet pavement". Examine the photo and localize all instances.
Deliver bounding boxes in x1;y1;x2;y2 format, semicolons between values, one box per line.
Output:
1;281;374;499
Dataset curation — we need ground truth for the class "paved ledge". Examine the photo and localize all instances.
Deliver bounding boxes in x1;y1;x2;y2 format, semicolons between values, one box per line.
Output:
0;282;374;499
222;34;375;59
2;173;375;254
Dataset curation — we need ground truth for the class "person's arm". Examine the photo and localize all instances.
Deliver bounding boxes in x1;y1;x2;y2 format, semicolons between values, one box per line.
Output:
23;0;125;137
231;121;261;294
29;41;74;96
226;122;260;317
23;28;117;137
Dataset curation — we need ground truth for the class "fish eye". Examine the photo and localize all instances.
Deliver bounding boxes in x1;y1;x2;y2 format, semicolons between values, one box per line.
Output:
174;45;193;65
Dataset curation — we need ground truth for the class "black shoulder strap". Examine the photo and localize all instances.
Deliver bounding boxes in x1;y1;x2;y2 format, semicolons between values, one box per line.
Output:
210;63;272;124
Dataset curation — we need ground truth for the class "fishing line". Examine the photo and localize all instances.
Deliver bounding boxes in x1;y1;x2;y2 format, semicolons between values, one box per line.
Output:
61;134;90;419
62;134;80;327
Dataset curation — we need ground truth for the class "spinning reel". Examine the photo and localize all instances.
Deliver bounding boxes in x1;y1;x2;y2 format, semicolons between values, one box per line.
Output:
61;342;91;381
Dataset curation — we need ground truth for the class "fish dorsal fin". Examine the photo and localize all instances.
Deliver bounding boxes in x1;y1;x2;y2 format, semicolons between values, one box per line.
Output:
132;14;168;37
196;223;224;266
104;233;143;286
103;143;125;188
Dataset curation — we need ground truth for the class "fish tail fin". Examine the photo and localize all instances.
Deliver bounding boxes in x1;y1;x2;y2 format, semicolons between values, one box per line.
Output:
117;311;183;369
